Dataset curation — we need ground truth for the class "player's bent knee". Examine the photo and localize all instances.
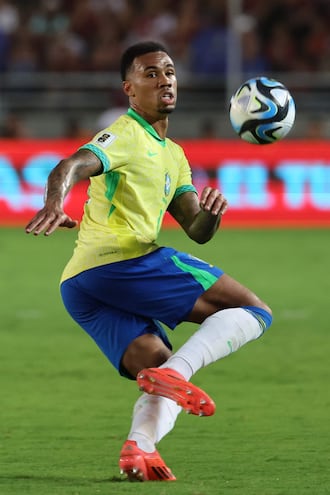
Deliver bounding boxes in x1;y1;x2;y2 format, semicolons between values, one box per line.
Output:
242;305;273;333
121;334;172;378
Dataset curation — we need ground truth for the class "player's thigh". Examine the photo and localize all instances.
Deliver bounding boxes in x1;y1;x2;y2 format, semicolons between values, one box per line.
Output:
188;273;271;323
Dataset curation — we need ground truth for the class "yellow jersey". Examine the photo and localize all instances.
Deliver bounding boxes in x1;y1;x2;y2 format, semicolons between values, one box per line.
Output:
61;108;196;282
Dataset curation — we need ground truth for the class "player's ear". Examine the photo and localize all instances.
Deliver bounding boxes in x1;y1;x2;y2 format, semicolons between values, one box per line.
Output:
123;80;135;97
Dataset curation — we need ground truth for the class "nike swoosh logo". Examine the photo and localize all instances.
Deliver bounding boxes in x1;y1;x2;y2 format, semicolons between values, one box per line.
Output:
147;150;158;157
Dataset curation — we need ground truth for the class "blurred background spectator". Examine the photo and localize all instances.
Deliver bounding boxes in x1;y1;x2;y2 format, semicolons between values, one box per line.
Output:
63;116;93;139
0;111;29;138
302;115;329;139
0;0;329;138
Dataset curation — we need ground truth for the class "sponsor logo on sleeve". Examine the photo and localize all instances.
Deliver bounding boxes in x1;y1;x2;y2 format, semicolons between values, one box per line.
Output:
96;132;116;148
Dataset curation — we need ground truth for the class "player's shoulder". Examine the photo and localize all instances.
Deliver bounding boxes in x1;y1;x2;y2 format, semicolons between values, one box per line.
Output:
104;113;136;136
166;136;186;159
91;114;136;148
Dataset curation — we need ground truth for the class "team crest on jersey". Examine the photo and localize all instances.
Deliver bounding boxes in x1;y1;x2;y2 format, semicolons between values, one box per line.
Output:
164;172;171;196
95;132;116;148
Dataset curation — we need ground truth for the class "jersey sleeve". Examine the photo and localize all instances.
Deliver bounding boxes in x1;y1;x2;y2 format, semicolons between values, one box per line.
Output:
79;123;131;173
173;145;197;199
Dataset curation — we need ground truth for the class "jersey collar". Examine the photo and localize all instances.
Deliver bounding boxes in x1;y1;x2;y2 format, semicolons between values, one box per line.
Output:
127;108;165;143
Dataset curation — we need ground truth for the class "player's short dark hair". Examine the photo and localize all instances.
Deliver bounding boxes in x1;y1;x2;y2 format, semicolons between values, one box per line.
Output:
120;41;169;81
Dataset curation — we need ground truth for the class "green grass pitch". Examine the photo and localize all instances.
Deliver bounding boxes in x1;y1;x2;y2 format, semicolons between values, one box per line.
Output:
1;226;330;495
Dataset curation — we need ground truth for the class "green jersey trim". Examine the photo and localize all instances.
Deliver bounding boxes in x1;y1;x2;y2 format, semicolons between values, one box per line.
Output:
170;255;218;291
105;171;120;217
80;143;111;172
127;108;166;147
173;184;197;199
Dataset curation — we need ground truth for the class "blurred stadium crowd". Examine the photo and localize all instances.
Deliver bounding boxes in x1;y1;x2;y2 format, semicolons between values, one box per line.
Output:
1;0;330;138
1;0;330;75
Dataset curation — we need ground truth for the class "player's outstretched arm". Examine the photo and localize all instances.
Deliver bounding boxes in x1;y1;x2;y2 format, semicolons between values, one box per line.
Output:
168;187;228;244
25;149;102;236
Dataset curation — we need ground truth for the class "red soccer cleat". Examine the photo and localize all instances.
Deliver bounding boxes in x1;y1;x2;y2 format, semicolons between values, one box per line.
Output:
136;367;216;417
119;440;176;482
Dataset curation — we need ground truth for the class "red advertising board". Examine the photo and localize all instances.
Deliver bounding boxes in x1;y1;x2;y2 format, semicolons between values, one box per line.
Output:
0;139;329;228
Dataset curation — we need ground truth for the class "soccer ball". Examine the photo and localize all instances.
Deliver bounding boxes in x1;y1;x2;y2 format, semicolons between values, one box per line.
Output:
229;76;296;144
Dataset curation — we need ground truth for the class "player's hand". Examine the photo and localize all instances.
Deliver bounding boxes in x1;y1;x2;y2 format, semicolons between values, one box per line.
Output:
199;187;228;216
25;206;78;236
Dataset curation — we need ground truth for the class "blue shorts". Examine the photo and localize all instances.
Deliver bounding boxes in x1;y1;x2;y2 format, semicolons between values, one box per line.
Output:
60;246;223;378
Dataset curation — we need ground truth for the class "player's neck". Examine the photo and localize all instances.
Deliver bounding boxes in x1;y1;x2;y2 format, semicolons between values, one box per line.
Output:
130;105;169;139
152;119;168;139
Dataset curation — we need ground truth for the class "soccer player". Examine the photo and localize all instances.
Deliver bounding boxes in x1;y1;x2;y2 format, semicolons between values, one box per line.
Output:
25;41;272;482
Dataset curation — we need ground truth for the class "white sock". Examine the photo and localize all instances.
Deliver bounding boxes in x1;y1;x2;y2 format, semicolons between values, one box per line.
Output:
159;355;194;380
128;308;262;451
163;308;263;377
128;393;182;452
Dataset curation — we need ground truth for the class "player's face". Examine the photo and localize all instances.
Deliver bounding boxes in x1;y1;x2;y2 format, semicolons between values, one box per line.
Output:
123;51;177;119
